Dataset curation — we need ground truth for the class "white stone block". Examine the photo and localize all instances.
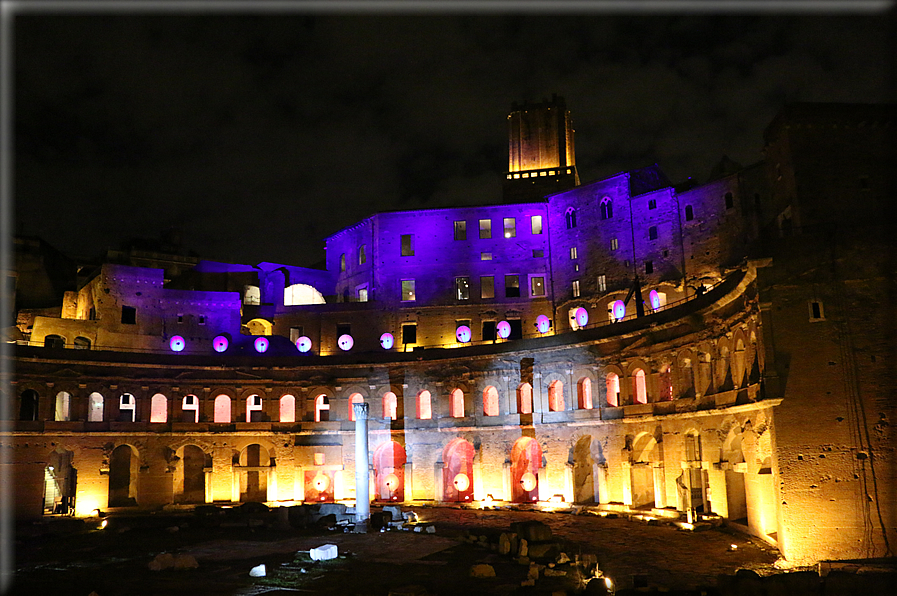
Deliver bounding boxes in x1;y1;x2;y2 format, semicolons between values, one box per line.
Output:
310;544;338;561
249;564;266;577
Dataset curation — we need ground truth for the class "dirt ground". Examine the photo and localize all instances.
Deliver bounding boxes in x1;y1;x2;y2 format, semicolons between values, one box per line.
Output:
8;503;794;596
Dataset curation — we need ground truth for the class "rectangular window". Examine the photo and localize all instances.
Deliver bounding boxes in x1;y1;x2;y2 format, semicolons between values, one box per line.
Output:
645;261;654;274
570;246;578;260
648;198;657;210
479;219;491;239
610;238;619;251
481;252;492;260
572;280;580;298
530;276;545;297
454;276;470;300
356;286;368;302
121;305;136;325
402;323;417;344
290;326;304;343
198;316;206;325
454;220;466;240
482;321;496;341
177;314;184;324
531;215;543;235
505;275;520;298
401;234;414;256
649;226;658;240
809;300;825;321
532;249;544;258
597;274;606;292
401;279;415;301
503;217;516;238
481;276;494;299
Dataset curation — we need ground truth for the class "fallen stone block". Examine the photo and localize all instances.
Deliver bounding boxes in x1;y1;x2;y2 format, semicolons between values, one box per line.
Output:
556;552;570;565
383;505;403;520
469;564;496;578
425;525;435;534
511;520;553;543
528;563;543;580
310;544;338;561
518;538;528;557
249;564;266;577
498;532;511;555
173;554;199;569
521;578;536;587
148;552;175;571
527;540;560;561
516;556;530;566
545;568;567;577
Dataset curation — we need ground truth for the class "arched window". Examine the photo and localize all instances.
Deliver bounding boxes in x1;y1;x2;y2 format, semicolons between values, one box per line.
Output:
55;391;71;421
88;392;104;422
339;253;346;272
118;395;135;424
450;389;464;418
19;389;39;421
517;383;533;414
283;284;326;306
417;390;432;420
213;394;231;423
73;337;91;350
348;393;364;422
565;207;577;229
684;205;694;221
548;380;564;412
242;285;260;305
246;394;263;422
577;377;592;410
44;334;65;349
315;394;330;422
279;394;296;423
182;394;200;423
600;197;613;220
633;369;647;404
150;394;167;423
605;373;620;407
483;386;499;417
382;392;397;420
358;244;366;265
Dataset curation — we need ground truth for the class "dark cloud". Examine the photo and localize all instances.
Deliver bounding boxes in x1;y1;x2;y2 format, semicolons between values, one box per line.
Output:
14;11;893;267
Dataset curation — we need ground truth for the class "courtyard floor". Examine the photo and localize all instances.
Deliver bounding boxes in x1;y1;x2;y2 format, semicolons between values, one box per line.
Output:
9;503;792;596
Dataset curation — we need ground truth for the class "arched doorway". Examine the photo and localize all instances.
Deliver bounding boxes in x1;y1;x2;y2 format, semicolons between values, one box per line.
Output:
722;429;747;525
176;445;211;504
510;437;542;503
108;445;139;507
239;444;271;502
44;448;76;515
442;438;475;502
630;432;664;509
374;441;407;502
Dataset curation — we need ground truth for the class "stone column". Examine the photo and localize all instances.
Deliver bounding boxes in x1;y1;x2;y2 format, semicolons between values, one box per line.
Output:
353;402;370;529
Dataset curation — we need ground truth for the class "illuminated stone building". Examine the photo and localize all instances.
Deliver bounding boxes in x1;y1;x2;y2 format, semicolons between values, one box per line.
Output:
6;100;894;566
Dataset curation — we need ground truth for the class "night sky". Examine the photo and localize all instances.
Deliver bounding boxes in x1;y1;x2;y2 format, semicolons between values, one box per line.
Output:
13;6;893;268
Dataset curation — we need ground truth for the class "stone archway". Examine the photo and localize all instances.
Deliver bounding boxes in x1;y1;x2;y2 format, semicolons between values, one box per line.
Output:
629;432;664;509
44;448;76;515
108;444;139;507
510;437;542;503
176;445;211;504
239;444;271;503
374;441;407;502
442;438;475;502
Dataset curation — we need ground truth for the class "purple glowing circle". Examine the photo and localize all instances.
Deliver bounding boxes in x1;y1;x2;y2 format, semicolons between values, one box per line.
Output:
170;335;186;352
575;307;589;328
296;336;312;353
456;325;471;343
536;315;551;334
496;320;512;339
337;334;354;351
612;300;626;321
254;337;269;353
212;335;229;353
380;332;394;350
649;290;661;310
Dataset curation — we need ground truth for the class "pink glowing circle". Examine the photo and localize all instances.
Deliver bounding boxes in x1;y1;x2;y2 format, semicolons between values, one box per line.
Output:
536;314;551;334
456;325;471;343
649;290;661;310
212;335;229;353
296;336;312;353
496;320;512;339
170;335;186;352
612;300;626;321
337;334;354;351
575;307;589;328
380;332;394;349
313;473;330;492
520;472;537;492
253;337;269;353
453;473;470;492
